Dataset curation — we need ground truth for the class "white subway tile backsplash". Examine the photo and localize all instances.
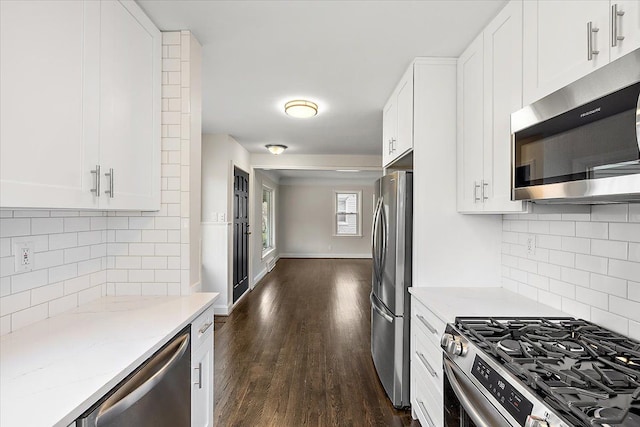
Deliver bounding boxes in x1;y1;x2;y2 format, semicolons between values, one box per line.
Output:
31;218;63;235
49;294;78;317
64;217;91;233
592;204;629;222
0;291;30;315
591;239;628;260
31;282;64;305
561;236;590;254
11;303;48;330
590;273;627;298
609;259;640;281
503;204;640;340
0;219;30;237
49;264;78;284
575;222;608;239
609;222;640;243
11;270;48;293
49;233;78;250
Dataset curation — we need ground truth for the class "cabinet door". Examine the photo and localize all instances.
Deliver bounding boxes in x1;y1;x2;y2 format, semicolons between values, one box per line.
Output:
523;0;610;105
382;98;397;167
395;66;414;159
192;333;214;427
456;34;484;213
483;0;526;213
0;0;100;209
610;1;640;61
99;0;161;210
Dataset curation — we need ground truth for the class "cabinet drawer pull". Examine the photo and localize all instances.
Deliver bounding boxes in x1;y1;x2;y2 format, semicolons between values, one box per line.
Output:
587;21;600;61
417;400;436;427
612;4;625;47
194;362;202;389
90;165;101;197
417;351;438;378
104;168;114;198
416;314;437;335
199;321;213;334
482;180;489;201
473;182;481;203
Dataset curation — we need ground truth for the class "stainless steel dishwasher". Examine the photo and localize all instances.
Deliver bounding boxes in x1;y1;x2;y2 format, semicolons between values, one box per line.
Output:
77;327;191;427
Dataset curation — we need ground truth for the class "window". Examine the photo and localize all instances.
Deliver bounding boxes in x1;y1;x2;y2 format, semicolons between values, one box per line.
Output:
262;186;274;254
335;191;361;236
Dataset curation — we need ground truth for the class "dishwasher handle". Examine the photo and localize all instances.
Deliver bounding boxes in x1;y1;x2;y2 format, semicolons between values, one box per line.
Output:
95;332;190;426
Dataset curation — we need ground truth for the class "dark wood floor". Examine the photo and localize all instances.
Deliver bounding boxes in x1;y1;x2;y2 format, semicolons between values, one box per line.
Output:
214;258;420;427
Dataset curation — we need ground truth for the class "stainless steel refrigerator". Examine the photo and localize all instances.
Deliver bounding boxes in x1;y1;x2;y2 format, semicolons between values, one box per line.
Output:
370;170;412;408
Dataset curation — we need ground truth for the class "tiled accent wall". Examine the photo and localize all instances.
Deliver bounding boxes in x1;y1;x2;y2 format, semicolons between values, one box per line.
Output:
0;31;197;335
106;31;195;298
0;211;107;335
502;203;640;340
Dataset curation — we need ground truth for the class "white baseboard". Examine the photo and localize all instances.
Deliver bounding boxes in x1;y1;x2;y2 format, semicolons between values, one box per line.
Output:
212;303;231;316
253;267;267;286
279;253;372;259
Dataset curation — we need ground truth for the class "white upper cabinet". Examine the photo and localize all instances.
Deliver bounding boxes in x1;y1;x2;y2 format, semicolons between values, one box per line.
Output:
0;0;160;211
382;65;413;167
457;1;526;214
610;1;640;61
523;1;612;105
99;0;161;210
0;1;100;209
457;34;485;213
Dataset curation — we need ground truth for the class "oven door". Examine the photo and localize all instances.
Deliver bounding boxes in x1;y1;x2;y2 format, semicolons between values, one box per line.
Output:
443;357;512;427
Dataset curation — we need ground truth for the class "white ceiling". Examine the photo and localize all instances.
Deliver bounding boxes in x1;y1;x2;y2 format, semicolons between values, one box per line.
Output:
258;168;383;185
138;0;507;155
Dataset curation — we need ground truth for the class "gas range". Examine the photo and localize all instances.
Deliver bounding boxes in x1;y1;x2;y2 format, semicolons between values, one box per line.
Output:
441;317;640;427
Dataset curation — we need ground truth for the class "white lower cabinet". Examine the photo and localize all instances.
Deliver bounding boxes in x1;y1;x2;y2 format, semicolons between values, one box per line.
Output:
411;296;446;427
191;306;215;427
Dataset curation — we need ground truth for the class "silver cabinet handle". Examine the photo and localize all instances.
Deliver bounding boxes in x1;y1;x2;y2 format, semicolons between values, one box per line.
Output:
612;4;625;47
417;351;438;377
474;182;481;203
199;321;213;334
587;21;600;60
90;165;101;197
417;400;436;427
387;139;393;155
416;314;437;335
482;180;489;201
194;362;202;389
104;168;114;198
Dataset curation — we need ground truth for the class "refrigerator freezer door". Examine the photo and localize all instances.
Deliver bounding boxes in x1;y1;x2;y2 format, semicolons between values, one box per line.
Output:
370;292;409;408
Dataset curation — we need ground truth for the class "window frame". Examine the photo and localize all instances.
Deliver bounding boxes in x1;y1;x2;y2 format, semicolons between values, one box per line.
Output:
333;190;362;237
261;185;275;258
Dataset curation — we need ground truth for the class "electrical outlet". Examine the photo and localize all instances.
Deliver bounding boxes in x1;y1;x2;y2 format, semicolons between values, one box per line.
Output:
14;240;34;272
526;234;536;256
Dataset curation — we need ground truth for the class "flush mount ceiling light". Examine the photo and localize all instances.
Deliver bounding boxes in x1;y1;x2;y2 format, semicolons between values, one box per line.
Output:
265;144;287;155
284;100;318;118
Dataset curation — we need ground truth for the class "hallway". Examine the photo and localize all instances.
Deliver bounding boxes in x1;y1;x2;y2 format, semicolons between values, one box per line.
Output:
213;258;419;427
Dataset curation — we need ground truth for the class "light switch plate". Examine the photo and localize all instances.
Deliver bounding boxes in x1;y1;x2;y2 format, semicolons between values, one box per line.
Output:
14;240;34;272
217;213;225;222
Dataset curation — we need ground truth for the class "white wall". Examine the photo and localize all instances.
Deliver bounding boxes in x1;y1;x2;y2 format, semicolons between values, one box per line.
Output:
251;170;280;285
201;134;250;314
278;181;374;258
502;203;640;340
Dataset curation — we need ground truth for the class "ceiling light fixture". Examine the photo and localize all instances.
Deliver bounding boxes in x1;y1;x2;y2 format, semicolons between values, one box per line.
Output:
284;100;318;118
265;144;287;155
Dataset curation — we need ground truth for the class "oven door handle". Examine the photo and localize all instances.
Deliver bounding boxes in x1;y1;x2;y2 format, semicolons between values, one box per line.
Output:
443;357;511;427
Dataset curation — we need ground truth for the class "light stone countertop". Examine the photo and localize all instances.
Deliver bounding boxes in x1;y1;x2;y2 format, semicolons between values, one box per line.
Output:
409;286;569;323
0;293;219;427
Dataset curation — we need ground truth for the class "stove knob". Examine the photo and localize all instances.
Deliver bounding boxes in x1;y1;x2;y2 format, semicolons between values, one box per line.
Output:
440;333;454;349
441;334;467;356
525;415;549;427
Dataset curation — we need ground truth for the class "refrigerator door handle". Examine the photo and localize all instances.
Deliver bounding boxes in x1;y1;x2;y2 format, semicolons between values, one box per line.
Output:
370;292;394;323
379;201;387;274
371;197;383;283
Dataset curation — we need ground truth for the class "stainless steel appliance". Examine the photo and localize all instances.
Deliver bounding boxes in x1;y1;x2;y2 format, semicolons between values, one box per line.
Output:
441;317;640;427
511;47;640;203
77;328;191;427
371;170;412;408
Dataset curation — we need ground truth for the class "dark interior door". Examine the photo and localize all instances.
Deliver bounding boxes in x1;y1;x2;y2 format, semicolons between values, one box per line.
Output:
233;167;249;303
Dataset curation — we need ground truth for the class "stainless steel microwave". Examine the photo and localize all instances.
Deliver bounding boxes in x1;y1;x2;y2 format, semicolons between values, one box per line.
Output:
511;48;640;203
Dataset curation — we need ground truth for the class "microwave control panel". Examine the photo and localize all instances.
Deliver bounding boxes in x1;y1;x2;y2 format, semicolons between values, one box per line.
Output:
472;355;533;426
